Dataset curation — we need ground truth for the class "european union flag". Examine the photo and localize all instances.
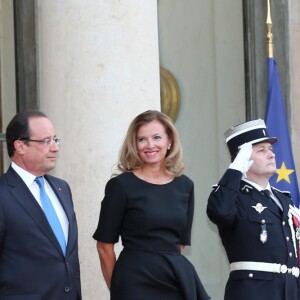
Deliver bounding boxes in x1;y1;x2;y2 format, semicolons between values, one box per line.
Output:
265;58;300;207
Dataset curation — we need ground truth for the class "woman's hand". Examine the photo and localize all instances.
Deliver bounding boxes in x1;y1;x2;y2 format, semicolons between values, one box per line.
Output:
180;244;185;254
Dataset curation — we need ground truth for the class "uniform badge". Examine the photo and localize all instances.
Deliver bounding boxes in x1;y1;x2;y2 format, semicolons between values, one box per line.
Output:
296;228;300;241
292;216;300;241
260;224;268;243
252;203;267;214
288;208;299;258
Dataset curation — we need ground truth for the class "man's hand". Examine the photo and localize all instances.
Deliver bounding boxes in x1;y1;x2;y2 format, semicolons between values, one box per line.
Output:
229;142;253;175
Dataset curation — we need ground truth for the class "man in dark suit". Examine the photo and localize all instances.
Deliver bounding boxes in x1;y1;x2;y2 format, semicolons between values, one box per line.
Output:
207;119;300;300
0;110;81;299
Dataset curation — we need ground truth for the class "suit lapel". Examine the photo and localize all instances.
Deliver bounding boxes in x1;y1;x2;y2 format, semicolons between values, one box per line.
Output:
272;188;290;216
255;189;281;217
241;181;281;217
6;167;65;256
45;175;77;256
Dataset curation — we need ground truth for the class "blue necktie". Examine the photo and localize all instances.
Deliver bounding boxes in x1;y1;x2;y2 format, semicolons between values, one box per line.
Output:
35;177;66;255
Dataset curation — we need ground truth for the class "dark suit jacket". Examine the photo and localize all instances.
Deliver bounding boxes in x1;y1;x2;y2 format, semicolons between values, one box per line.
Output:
0;166;82;300
207;169;300;300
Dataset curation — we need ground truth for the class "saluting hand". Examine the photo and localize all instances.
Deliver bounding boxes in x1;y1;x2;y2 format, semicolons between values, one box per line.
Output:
229;142;253;176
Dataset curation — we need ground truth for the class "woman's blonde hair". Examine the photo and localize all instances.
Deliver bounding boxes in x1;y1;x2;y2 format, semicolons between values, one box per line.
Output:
117;110;184;176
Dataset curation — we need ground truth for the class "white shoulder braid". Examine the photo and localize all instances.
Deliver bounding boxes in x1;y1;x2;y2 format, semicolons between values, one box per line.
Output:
289;205;300;220
272;187;291;195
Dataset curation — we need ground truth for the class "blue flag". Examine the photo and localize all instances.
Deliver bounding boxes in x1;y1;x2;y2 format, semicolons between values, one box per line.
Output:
265;58;300;207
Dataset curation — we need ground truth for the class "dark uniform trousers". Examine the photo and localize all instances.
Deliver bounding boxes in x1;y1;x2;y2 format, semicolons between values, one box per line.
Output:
207;169;300;300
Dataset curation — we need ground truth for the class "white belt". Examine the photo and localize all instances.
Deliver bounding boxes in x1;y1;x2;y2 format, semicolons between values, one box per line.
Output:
230;261;300;278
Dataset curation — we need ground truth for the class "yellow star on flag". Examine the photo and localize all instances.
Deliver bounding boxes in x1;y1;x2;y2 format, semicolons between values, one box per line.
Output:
276;162;295;184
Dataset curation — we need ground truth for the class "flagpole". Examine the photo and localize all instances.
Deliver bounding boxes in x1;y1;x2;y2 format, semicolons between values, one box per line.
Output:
266;0;273;58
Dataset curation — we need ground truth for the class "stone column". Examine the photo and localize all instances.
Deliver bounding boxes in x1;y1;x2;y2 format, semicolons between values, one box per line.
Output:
36;1;160;298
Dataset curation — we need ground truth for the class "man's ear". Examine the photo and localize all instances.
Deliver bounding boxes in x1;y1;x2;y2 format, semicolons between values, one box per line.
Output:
14;139;27;155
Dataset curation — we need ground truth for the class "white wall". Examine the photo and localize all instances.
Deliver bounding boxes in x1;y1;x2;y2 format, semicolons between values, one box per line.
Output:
36;1;160;298
158;1;245;299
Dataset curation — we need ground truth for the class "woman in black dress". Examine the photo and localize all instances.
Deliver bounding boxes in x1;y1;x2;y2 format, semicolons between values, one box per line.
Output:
93;110;210;300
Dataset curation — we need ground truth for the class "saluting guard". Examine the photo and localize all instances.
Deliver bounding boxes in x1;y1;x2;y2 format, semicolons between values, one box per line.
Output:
207;119;300;300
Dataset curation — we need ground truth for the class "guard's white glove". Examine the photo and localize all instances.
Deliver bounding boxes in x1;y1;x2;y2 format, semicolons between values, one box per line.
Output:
229;142;253;175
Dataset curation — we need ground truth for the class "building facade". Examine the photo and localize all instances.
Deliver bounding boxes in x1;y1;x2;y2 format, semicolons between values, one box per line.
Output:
0;1;299;299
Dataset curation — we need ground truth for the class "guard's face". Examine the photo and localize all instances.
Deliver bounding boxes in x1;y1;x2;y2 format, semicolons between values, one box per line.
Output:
136;120;171;167
247;142;276;177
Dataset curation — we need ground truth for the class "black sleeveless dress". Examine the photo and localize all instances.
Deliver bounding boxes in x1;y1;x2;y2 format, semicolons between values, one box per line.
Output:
93;172;210;300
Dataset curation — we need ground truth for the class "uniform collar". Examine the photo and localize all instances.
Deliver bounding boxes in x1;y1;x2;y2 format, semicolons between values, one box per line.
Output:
242;178;271;193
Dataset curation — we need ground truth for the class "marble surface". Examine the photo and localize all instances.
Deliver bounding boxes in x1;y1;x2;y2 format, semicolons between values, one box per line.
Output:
36;1;160;298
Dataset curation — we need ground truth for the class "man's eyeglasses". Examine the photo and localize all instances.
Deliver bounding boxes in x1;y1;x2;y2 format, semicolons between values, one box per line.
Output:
19;137;61;147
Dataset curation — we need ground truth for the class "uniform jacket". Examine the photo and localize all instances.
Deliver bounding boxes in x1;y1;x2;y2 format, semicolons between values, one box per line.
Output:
207;169;300;300
0;166;82;300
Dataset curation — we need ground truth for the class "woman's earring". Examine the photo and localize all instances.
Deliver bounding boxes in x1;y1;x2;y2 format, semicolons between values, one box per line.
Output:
168;144;171;150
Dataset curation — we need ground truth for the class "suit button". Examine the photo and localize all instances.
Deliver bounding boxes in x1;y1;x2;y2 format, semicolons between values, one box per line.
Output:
289;252;293;257
286;236;290;241
65;258;69;264
282;221;286;226
249;273;253;278
64;287;70;293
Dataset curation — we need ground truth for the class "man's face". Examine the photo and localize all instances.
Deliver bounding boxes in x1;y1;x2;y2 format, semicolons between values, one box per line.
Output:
247;142;276;178
15;117;59;176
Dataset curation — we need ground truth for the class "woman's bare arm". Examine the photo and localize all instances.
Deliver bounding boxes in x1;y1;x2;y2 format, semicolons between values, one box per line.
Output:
96;242;116;289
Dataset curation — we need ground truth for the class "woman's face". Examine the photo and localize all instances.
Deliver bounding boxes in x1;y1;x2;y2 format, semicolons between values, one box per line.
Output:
136;120;171;167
